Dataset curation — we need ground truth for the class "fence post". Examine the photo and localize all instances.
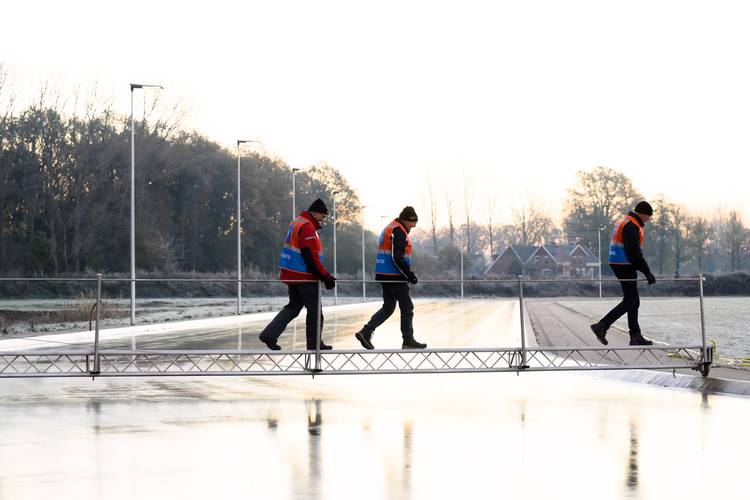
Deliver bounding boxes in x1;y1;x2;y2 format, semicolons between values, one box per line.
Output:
92;273;102;376
518;275;528;369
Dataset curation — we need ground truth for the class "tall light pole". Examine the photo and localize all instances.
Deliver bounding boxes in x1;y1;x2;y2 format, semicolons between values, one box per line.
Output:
292;168;300;218
129;83;163;325
237;140;260;315
361;205;367;302
332;191;339;305
460;248;465;299
460;223;467;299
597;227;605;298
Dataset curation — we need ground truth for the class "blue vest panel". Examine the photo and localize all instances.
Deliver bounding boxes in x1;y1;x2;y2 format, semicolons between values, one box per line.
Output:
279;247;307;273
608;243;629;265
375;251;411;275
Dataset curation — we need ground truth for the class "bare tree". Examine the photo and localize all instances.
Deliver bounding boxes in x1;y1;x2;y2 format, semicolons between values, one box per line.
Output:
512;200;554;246
446;194;455;246
0;63;15;117
427;177;439;255
563;166;641;248
721;211;749;271
670;204;689;277
306;162;361;223
486;188;497;256
648;196;674;275
0;63;15;268
462;173;473;254
686;215;713;273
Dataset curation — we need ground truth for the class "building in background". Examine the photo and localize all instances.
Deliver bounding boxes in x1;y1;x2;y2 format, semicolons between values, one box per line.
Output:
484;244;598;279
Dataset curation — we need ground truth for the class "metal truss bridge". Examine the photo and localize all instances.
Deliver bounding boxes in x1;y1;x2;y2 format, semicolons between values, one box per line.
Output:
0;274;714;379
0;345;712;378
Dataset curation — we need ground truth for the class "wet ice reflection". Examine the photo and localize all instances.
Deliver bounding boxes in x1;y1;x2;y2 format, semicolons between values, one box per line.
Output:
0;370;748;499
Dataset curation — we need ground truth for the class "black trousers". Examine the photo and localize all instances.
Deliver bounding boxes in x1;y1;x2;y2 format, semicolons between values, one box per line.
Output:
259;283;323;349
601;265;641;335
362;283;414;338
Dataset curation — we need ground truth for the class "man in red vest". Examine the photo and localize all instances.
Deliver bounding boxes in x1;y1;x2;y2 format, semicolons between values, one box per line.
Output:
354;206;426;350
591;201;657;346
259;198;336;351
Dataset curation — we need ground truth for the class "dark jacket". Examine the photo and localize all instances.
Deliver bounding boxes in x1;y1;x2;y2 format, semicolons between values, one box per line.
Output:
618;211;652;276
375;218;413;282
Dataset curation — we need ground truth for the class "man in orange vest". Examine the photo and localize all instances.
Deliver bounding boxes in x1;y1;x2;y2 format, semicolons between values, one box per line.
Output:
354;206;426;350
259;198;336;351
591;201;656;346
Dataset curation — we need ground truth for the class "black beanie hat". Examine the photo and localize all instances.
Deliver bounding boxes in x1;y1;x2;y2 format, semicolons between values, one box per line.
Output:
308;198;329;215
399;206;418;222
634;201;653;216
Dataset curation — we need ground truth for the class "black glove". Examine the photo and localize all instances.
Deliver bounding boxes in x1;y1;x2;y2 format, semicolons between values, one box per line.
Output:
323;275;336;290
406;271;418;285
645;272;656;285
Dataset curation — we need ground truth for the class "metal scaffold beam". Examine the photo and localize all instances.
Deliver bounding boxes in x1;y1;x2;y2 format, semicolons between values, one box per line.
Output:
0;345;710;378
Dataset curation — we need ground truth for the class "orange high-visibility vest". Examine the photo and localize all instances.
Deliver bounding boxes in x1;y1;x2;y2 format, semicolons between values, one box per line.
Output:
609;214;644;265
375;219;412;275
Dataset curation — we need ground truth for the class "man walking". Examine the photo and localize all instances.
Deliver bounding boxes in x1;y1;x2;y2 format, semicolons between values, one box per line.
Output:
591;201;657;346
354;206;427;350
259;198;336;351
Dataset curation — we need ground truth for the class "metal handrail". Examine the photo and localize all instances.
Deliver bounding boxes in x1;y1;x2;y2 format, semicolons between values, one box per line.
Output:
0;276;707;283
0;274;712;378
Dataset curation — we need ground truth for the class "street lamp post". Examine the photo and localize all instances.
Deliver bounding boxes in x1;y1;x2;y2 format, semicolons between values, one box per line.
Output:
332;191;339;305
236;140;259;315
460;247;464;299
361;205;366;302
597;227;605;298
292;168;300;219
129;83;163;326
460;223;468;299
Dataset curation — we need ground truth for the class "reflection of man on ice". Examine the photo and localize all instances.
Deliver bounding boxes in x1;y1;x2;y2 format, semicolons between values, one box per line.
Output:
354;206;426;350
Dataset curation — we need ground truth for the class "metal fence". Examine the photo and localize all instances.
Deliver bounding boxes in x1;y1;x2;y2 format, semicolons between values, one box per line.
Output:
0;275;713;378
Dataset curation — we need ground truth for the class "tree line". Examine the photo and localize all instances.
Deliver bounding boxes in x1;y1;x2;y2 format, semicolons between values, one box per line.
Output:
2;69;747;281
0;77;374;278
414;166;749;277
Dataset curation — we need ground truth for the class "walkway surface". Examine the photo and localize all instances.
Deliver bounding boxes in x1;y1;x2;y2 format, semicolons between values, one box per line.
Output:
526;299;750;395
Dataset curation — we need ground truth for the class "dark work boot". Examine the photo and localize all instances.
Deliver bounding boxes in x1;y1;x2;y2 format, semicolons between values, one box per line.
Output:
629;334;653;346
355;329;374;350
402;336;427;349
590;322;608;345
259;334;281;351
307;342;333;351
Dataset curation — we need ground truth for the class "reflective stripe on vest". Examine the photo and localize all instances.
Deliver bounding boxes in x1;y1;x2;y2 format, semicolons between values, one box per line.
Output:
608;215;644;265
279;216;323;275
375;220;412;275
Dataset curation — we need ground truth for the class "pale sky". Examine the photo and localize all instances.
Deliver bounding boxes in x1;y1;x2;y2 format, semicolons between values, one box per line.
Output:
2;0;749;230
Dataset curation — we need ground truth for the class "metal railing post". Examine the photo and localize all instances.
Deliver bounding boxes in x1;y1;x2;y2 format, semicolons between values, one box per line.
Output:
315;280;323;372
698;274;706;351
518;274;528;369
698;273;711;376
92;273;102;375
460;250;464;299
